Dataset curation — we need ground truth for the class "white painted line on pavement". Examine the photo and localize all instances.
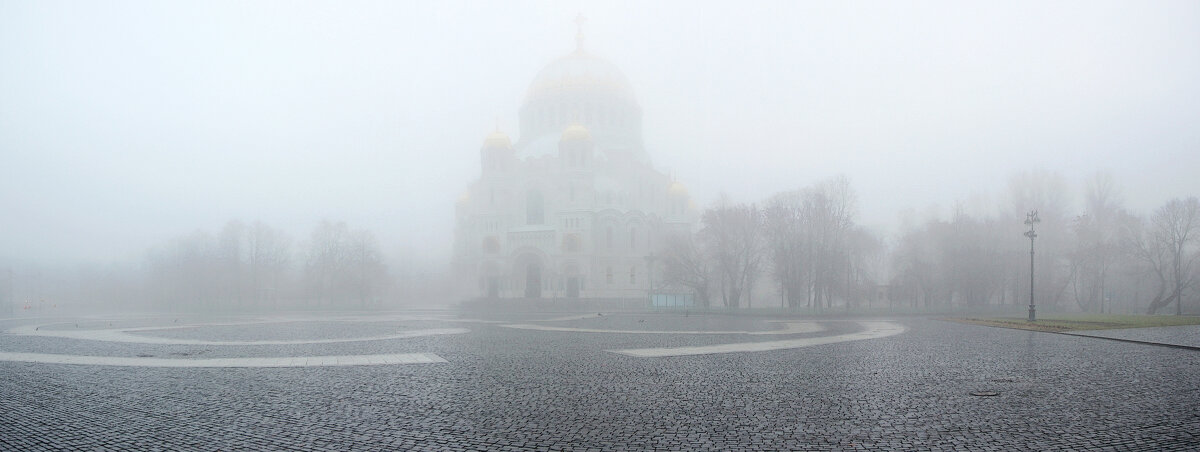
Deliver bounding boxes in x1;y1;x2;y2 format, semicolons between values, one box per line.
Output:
500;321;823;335
607;321;905;357
0;352;448;368
534;313;606;322
7;324;468;346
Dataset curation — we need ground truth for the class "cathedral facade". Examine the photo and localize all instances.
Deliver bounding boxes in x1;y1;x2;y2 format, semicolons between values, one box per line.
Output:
453;30;696;300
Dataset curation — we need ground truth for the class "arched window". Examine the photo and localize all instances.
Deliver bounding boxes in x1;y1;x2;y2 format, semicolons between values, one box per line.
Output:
630;227;637;249
606;227;613;249
482;236;500;254
606;266;614;285
630;266;636;285
526;190;544;225
562;234;581;253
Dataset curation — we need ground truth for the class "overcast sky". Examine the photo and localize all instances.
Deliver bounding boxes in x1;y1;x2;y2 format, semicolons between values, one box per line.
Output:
2;0;1198;264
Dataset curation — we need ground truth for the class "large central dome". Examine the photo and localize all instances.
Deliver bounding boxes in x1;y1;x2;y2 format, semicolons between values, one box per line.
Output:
524;50;637;106
517;41;645;162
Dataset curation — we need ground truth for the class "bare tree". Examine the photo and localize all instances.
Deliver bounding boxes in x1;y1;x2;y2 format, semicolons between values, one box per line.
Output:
761;177;871;310
347;229;387;307
700;197;764;308
304;220;351;306
1145;197;1200;314
145;230;218;310
844;225;883;309
144;221;296;311
657;231;712;307
890;202;1020;309
302;220;389;307
1068;173;1130;312
947;209;1007;306
765;191;807;308
805;177;857;308
246;221;291;309
216;220;247;308
891;224;940;308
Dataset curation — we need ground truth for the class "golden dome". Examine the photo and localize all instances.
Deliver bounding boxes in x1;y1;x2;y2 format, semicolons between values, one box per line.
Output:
483;130;512;149
456;191;470;204
560;123;592;142
524;52;637;105
668;181;689;197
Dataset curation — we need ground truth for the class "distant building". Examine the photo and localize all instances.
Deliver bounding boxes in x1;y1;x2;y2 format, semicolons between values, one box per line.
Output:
453;22;697;300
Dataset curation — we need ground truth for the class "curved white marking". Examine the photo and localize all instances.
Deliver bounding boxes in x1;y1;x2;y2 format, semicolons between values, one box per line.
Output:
534;313;606;322
8;324;468;345
748;322;825;335
500;321;822;335
0;351;446;367
608;321;905;357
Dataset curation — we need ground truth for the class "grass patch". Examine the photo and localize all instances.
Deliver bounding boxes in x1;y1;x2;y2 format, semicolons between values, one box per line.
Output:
945;314;1200;333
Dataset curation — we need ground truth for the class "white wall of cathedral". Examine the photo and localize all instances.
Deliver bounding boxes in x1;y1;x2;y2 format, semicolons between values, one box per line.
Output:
455;139;697;298
519;97;644;154
461;211;663;299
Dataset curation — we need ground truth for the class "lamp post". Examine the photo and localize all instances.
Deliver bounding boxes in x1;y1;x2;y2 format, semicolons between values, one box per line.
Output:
4;269;11;315
1024;210;1041;322
644;253;656;306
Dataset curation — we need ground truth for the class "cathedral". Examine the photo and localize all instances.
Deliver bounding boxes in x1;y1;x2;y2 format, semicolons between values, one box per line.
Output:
453;22;697;300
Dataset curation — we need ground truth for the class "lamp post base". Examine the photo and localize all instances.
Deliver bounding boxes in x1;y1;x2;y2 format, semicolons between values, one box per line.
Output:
1028;306;1036;322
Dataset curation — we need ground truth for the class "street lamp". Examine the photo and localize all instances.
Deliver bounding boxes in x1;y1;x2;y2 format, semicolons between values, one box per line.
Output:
644;253;656;306
1024;210;1041;322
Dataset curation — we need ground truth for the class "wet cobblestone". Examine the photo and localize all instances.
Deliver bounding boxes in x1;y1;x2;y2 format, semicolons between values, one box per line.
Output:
1;313;1198;451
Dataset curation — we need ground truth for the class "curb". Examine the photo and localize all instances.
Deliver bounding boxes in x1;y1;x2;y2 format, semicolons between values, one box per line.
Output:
1056;331;1200;352
942;318;1200;351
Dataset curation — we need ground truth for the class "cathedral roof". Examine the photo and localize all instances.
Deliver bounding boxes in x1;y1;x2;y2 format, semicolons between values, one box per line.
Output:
515;16;646;162
524;50;636;106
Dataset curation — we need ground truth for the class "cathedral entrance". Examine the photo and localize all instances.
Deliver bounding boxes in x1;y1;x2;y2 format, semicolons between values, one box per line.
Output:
566;277;580;298
525;263;542;298
486;277;499;298
480;261;501;299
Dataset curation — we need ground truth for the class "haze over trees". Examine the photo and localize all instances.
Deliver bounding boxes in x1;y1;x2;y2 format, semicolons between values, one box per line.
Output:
659;172;1200;315
1;171;1196;316
1;219;459;314
301;220;389;308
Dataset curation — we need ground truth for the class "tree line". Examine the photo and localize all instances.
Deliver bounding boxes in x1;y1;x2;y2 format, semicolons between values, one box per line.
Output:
3;171;1195;315
658;172;1200;315
2;219;451;313
143;219;449;310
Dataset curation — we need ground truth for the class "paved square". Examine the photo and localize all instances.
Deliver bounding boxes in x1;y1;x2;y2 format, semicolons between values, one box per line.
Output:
1;310;1198;450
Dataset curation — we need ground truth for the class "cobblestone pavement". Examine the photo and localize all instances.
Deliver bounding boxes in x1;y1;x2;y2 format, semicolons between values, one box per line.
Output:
1;311;1198;451
1064;324;1200;349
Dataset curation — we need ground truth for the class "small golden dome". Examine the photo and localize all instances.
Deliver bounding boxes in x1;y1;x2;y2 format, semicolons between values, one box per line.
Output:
456;191;471;204
560;123;592;142
668;181;688;197
483;130;512;149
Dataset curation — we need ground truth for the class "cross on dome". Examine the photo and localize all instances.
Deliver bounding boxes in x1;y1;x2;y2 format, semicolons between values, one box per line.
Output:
574;13;586;53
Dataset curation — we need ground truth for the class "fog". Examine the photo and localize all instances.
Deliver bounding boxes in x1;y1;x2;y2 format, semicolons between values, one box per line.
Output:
2;1;1199;311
